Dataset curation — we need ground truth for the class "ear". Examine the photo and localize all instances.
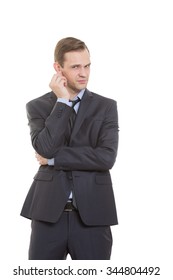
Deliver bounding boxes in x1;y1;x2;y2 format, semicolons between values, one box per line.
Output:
53;62;61;72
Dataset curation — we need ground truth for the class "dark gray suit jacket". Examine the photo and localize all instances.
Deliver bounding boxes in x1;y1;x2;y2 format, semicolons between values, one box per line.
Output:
21;89;119;226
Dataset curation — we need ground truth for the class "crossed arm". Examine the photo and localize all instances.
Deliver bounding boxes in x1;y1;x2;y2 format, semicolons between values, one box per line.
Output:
33;101;119;171
30;72;118;170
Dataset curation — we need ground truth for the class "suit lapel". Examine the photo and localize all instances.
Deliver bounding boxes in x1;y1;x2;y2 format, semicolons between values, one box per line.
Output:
70;89;93;140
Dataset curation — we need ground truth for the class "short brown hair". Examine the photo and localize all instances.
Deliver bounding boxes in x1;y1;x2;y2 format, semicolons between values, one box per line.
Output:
54;37;89;66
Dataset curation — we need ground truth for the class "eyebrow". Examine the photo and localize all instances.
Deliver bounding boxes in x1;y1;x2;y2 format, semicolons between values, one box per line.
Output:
71;63;91;67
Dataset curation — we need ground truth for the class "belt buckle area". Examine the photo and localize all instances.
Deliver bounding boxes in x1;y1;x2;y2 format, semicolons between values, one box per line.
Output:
64;201;74;212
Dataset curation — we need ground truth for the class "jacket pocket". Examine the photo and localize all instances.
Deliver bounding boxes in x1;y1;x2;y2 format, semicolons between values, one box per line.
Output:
34;171;53;181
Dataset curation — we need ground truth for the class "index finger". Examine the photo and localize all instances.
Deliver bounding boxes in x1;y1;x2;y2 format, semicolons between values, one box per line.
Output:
51;71;62;83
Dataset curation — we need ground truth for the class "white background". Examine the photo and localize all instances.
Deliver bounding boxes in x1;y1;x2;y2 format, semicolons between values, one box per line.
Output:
0;0;172;279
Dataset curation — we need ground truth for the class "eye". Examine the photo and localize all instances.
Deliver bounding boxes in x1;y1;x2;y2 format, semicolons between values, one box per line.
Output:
72;65;79;69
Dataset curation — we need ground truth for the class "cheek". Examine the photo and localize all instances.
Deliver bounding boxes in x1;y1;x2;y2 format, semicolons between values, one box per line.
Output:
62;70;73;79
66;73;77;83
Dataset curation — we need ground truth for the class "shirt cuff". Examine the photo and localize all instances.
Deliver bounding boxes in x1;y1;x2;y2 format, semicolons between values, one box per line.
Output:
48;158;55;166
57;98;72;107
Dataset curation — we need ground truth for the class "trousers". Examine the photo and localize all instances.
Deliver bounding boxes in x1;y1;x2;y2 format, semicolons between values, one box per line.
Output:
29;210;113;260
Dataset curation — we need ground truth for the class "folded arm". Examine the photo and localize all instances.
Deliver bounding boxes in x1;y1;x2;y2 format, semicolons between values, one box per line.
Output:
54;101;119;171
35;100;119;171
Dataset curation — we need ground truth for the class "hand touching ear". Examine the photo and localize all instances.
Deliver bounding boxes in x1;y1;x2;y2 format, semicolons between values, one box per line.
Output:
49;71;70;100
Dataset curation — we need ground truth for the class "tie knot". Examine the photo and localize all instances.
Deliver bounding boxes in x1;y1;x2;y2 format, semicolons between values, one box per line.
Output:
69;97;80;108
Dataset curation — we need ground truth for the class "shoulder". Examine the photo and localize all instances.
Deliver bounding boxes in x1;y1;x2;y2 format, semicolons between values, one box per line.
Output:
26;91;56;111
86;89;117;109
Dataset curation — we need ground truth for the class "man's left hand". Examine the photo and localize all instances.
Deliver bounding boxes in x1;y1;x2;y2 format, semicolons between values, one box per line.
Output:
35;152;48;165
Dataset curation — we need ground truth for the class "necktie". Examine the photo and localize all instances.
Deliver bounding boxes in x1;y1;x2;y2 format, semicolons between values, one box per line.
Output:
68;97;80;208
69;97;80;133
70;96;81;108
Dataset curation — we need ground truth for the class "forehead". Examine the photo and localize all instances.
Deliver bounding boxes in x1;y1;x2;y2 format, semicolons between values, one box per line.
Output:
64;49;90;65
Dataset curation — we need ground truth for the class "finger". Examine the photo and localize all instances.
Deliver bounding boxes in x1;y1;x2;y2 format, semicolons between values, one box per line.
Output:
35;154;40;160
56;69;62;76
50;73;58;84
52;71;63;81
56;76;67;85
49;74;61;89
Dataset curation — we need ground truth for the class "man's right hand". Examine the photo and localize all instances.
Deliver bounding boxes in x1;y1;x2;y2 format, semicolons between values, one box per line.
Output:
49;71;70;100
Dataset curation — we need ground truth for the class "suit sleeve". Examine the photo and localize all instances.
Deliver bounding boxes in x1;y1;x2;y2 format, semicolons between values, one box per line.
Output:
54;100;119;171
26;100;73;158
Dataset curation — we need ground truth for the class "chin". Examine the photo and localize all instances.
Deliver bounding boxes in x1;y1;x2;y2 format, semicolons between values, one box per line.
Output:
78;83;87;89
73;86;85;92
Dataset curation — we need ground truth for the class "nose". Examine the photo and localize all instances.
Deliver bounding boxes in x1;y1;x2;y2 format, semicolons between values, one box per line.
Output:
78;67;87;77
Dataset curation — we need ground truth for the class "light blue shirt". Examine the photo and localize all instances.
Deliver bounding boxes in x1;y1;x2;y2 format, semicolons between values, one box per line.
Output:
57;89;85;113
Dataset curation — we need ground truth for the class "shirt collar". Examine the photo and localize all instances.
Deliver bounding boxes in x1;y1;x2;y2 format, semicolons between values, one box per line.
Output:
74;89;85;100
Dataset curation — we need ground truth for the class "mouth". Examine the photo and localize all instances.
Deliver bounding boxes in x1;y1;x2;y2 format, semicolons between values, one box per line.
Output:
77;80;87;84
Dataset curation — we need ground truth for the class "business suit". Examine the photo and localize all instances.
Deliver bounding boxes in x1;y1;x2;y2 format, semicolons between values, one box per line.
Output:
21;88;119;259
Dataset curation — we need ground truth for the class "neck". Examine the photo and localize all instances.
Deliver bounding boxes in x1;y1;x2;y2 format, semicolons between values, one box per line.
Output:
68;88;81;100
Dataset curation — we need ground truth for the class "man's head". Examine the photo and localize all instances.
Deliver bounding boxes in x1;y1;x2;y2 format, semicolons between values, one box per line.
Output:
53;37;91;94
54;37;89;67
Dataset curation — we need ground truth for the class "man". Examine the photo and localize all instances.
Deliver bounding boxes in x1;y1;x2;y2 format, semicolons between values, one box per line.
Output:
21;37;119;260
